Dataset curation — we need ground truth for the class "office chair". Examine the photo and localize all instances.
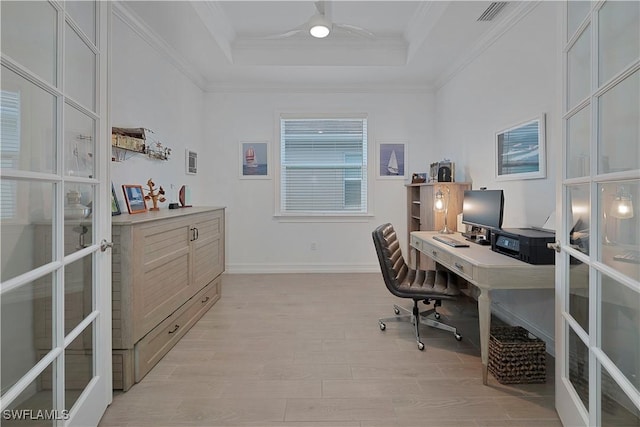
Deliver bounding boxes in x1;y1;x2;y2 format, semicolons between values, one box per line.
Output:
372;223;462;350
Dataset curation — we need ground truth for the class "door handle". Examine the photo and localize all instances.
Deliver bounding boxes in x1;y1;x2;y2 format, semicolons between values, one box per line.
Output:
100;239;113;252
547;241;561;253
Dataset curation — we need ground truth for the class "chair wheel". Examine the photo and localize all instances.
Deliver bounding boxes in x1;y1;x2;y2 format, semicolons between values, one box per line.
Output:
417;341;425;351
379;322;386;331
434;312;441;320
394;308;400;315
455;333;462;341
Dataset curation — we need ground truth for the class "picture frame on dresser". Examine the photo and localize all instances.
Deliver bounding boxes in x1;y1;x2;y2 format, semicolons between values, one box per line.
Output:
111;183;121;215
122;184;147;214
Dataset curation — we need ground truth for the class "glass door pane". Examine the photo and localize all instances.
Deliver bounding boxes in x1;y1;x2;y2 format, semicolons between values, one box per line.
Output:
64;23;96;111
598;1;640;85
567;25;591;109
598;71;639;175
566;106;591;178
0;180;55;282
1;65;57;175
0;1;57;86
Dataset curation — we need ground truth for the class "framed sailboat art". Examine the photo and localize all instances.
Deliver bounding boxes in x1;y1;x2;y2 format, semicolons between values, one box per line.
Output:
240;141;270;179
377;142;407;180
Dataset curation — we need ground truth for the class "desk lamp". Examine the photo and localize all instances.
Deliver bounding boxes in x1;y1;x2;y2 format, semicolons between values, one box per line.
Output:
434;187;453;234
610;187;634;219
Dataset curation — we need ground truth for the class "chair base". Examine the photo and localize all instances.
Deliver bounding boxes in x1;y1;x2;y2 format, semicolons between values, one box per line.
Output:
379;302;462;350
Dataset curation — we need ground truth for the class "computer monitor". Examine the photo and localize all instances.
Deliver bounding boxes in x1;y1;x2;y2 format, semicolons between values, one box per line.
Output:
462;189;504;230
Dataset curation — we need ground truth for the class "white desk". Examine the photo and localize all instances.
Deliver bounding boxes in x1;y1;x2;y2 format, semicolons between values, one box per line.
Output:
410;231;555;384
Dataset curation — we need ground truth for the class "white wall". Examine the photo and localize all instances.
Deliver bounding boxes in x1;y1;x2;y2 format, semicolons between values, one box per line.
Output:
110;13;205;208
203;91;435;272
435;2;561;347
109;0;562;348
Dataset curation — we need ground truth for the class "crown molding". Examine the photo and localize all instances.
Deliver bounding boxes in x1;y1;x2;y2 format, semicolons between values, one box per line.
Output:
231;36;407;66
112;1;206;90
434;1;541;90
189;0;235;63
204;83;434;94
404;1;451;63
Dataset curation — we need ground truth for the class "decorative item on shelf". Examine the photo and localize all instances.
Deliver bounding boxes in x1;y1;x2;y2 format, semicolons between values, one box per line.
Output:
144;179;166;211
64;189;91;220
430;160;455;182
111;127;171;161
434;186;453;234
168;184;180;209
411;173;426;184
147;142;172;161
111;127;146;161
179;185;192;208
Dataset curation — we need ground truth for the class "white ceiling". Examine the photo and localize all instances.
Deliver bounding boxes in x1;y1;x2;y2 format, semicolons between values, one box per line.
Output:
119;1;530;91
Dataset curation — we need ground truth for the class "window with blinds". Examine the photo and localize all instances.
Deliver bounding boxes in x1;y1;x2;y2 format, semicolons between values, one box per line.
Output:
1;90;20;219
279;117;368;215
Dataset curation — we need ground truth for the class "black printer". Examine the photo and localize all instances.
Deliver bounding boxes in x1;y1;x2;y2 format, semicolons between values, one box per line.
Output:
490;228;555;265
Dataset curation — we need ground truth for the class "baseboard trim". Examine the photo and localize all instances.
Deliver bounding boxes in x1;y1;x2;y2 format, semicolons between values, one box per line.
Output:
225;263;380;274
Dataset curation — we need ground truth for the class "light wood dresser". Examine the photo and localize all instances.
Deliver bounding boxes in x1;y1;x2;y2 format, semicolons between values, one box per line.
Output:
111;207;225;390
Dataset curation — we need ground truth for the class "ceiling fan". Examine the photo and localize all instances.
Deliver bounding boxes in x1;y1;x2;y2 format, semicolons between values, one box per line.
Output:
265;1;375;40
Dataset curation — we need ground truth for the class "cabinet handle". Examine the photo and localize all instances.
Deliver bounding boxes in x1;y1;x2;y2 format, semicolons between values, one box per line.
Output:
454;262;464;270
168;325;180;334
194;227;199;240
432;250;438;257
201;296;210;304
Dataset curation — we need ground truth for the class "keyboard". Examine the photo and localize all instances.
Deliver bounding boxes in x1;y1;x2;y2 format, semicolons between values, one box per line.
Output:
613;251;640;264
433;235;470;248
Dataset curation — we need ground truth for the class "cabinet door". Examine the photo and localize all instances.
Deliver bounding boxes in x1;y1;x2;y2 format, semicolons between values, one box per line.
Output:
191;211;224;290
134;218;191;341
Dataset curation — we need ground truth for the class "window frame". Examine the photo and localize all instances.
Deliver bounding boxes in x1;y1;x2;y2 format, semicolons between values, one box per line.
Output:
275;113;372;220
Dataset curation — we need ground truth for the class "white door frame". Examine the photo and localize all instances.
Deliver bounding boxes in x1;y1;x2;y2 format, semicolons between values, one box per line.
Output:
0;1;112;426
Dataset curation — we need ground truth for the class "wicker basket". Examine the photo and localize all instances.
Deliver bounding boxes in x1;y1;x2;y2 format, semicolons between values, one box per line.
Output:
488;326;546;384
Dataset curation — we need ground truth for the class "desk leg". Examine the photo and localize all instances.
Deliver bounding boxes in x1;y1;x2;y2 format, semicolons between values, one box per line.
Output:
478;288;492;385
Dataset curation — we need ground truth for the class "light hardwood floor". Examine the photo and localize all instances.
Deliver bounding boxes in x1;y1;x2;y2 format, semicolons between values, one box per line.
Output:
98;273;562;427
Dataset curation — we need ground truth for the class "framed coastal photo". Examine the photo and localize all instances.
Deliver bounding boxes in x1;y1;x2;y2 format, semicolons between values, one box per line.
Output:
496;114;546;181
378;142;407;179
122;184;147;214
239;142;269;179
111;183;121;216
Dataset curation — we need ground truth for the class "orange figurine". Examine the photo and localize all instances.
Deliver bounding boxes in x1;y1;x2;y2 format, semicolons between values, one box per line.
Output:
144;178;166;211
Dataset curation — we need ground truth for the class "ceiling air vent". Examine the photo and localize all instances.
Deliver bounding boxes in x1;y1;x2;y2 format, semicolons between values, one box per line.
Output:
477;2;508;21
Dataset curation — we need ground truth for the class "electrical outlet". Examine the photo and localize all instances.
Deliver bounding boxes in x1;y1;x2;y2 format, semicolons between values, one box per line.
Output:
310;242;317;251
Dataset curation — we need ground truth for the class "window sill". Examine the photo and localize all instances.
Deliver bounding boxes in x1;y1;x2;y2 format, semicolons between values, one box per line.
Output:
274;213;374;223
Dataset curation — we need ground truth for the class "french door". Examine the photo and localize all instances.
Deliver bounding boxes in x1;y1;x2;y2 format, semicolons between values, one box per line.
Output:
556;1;639;426
1;1;112;426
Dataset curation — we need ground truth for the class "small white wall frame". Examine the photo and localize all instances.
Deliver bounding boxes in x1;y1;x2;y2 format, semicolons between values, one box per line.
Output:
186;149;197;175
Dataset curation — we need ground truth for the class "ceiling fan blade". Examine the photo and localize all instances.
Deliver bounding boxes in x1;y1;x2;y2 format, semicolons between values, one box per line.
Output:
261;24;306;40
333;23;375;39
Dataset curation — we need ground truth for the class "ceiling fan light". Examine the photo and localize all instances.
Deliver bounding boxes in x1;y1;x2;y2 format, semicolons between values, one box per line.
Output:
309;14;331;38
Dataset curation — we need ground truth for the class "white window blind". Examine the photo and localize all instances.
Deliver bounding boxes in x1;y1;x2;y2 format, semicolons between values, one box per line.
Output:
280;117;368;214
1;90;20;219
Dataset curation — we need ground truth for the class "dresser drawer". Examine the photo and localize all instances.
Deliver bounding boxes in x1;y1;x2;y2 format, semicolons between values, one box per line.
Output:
449;255;474;281
134;277;221;382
